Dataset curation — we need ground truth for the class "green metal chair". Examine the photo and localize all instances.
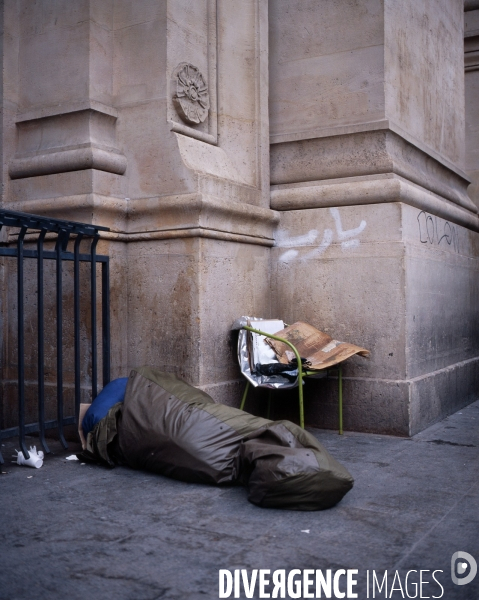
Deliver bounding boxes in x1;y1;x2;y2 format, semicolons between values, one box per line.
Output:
237;324;344;434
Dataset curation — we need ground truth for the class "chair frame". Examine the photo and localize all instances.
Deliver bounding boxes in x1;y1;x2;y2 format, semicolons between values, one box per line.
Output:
239;325;343;433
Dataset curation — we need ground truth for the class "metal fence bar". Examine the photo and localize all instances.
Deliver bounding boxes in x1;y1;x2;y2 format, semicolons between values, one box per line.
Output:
55;230;68;449
0;208;109;237
17;227;29;459
0;248;108;262
0;223;3;462
90;235;99;400
37;228;50;455
0;208;110;465
102;259;111;388
2;416;77;438
73;234;83;420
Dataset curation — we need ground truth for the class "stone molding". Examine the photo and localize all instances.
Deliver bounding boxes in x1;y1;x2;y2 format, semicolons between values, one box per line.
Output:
9;106;127;179
103;228;274;246
168;120;217;145
271;174;479;232
271;129;471;188
15;100;118;123
9;191;279;246
270;120;469;182
465;1;479;11
465;7;479;71
9;145;127;179
465;39;479;72
408;355;479;435
270;119;390;146
270;129;476;219
299;354;479;436
465;50;479;71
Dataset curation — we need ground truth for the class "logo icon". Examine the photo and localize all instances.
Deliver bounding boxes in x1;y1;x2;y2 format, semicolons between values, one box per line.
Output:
451;551;477;586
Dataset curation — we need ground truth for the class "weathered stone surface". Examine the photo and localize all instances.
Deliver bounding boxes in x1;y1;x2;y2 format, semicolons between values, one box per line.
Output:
271;131;475;214
385;0;466;167
269;0;385;142
267;0;479;434
269;200;479;435
465;8;479;209
1;0;478;439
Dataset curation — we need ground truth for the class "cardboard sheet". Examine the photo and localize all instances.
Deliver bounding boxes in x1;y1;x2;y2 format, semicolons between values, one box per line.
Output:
265;321;369;371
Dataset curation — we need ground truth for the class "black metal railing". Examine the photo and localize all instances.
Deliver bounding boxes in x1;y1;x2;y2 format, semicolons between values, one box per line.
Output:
0;208;110;463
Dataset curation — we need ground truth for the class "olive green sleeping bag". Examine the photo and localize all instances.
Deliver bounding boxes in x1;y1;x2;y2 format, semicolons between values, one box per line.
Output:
85;367;354;510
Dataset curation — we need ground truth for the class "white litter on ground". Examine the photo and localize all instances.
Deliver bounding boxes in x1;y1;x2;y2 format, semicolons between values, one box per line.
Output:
13;446;44;468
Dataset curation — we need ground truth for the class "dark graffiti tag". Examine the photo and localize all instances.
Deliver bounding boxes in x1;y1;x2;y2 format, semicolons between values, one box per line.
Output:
417;211;459;252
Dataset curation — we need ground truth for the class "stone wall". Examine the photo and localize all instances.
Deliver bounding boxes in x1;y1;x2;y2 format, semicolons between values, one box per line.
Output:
269;0;479;435
1;0;478;436
466;3;479;209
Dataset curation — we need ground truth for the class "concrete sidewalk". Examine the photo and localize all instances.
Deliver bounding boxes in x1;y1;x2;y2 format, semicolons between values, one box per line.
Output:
1;401;478;600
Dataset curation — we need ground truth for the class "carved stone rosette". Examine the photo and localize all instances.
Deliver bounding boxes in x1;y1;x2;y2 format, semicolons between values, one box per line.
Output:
172;63;210;125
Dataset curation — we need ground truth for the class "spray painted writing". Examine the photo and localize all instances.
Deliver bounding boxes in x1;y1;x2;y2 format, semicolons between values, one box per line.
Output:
417;211;459;253
278;208;367;262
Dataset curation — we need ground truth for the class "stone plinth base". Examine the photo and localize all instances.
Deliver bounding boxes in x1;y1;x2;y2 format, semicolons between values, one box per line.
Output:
270;201;479;434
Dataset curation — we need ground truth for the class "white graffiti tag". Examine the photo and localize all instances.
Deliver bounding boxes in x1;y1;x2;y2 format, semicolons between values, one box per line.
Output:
278;208;367;262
